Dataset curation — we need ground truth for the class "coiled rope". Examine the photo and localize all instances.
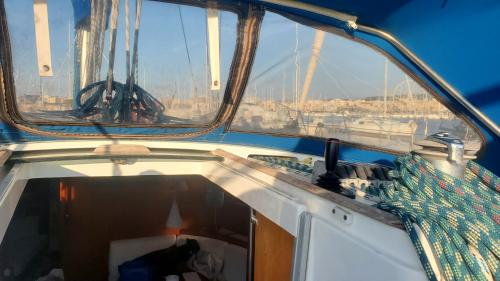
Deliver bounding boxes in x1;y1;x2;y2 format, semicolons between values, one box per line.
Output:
75;80;165;123
74;0;165;123
377;153;499;281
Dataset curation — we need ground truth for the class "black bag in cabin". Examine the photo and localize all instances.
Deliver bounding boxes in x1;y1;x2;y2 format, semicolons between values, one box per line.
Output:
118;239;200;281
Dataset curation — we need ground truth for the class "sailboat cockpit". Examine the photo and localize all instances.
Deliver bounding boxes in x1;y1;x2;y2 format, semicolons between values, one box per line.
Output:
0;1;498;281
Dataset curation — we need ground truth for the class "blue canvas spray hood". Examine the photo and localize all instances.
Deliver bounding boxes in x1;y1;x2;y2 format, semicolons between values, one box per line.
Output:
0;0;498;173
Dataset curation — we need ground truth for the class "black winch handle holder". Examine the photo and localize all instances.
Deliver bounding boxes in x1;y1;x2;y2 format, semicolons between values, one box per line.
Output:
324;138;340;175
317;138;355;199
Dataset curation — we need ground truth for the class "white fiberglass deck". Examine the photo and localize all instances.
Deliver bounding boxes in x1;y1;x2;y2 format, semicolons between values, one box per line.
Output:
0;140;427;281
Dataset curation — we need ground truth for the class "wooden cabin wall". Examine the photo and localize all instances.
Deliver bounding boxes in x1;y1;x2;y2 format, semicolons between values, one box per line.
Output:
253;212;294;281
59;175;249;281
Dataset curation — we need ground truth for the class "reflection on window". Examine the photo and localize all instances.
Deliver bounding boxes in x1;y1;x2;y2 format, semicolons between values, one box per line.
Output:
7;0;236;125
231;13;481;152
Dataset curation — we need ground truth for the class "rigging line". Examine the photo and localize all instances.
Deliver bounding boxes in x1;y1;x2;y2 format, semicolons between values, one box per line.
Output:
94;0;104;82
105;0;120;99
177;5;196;91
87;0;106;84
248;53;294;84
204;14;211;111
86;0;97;83
317;59;351;99
86;0;95;83
125;0;130;80
128;0;142;122
123;0;131;123
96;0;108;80
317;56;383;93
130;0;142;87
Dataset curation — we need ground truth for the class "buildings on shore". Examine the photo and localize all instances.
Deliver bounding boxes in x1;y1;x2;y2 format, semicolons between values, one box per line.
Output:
16;93;460;123
15;92;480;151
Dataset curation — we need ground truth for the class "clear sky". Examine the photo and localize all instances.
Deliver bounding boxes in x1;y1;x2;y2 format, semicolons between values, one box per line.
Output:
5;0;418;101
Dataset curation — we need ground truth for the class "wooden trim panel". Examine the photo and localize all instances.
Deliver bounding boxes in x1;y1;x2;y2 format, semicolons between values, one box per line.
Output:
254;211;294;281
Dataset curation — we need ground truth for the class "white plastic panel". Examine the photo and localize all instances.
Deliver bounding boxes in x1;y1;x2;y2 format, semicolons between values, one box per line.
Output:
306;217;427;281
0;165;29;243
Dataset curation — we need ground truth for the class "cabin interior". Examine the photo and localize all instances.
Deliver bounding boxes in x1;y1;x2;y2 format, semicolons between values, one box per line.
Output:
0;175;293;281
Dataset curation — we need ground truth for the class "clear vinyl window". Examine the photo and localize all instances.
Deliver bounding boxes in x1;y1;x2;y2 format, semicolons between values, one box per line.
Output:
230;12;481;152
6;0;237;125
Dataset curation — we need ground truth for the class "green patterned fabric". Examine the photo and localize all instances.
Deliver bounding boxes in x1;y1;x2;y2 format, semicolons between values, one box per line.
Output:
377;153;499;281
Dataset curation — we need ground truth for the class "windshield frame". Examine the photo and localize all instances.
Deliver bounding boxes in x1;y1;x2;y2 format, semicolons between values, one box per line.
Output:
225;6;485;155
0;0;486;152
0;0;265;137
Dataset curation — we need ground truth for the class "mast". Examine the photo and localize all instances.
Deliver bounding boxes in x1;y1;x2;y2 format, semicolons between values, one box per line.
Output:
67;18;72;100
254;82;257;104
383;58;388;119
281;72;285;105
125;0;130;81
175;78;179;107
299;30;324;111
205;38;210;112
294;23;300;116
405;75;417;118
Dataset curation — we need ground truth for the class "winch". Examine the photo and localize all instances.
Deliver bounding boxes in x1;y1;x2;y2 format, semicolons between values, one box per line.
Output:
413;132;478;179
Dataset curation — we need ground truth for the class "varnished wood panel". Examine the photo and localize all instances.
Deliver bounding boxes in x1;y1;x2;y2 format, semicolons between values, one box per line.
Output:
254;212;294;281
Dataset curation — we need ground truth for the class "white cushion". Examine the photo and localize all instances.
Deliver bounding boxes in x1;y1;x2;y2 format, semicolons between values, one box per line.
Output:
223;244;247;281
108;235;177;281
177;235;247;281
108;234;247;281
176;234;227;261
